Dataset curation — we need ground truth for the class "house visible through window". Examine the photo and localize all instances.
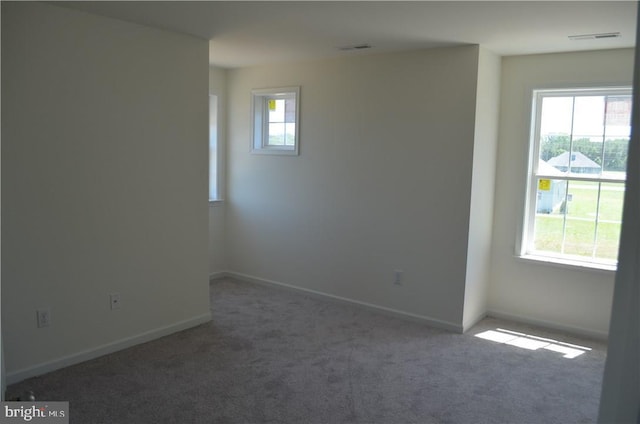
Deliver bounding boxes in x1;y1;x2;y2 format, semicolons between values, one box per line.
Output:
251;87;300;155
521;87;632;269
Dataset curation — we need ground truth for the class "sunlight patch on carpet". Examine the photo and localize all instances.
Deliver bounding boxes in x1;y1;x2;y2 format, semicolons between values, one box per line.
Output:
474;328;591;359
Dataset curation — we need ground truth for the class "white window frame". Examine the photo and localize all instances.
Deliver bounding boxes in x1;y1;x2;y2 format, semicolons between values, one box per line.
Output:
520;86;632;271
251;86;300;156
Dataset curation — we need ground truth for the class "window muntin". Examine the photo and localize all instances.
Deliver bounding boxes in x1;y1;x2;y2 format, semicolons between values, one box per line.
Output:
523;88;631;268
251;87;300;155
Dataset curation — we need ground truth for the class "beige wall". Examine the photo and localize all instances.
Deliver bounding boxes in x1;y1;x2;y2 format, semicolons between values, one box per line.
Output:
488;49;635;338
2;2;210;380
225;46;487;330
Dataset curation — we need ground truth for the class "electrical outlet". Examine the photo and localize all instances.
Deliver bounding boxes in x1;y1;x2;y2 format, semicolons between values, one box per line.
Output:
394;270;403;286
37;308;51;328
110;293;121;310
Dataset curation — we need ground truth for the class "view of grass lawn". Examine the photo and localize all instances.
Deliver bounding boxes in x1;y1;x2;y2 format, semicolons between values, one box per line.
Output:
533;180;624;261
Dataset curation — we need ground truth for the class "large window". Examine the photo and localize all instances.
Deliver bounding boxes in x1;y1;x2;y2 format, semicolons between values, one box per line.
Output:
251;87;300;155
521;87;632;269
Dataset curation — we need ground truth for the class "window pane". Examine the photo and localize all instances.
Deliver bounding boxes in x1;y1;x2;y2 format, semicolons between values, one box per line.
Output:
568;97;608;178
596;222;622;262
533;214;564;254
603;96;631;179
533;178;567;254
603;137;629;178
569;138;603;177
268;99;285;123
605;96;632;138
597;182;625;221
268;123;285;145
540;97;573;136
572;96;605;140
595;182;624;261
285;98;296;123
562;181;597;257
285;123;296;146
535;178;566;213
540;136;571;172
539;97;572;172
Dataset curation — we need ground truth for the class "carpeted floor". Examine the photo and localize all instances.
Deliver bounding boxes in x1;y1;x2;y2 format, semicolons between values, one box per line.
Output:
7;278;607;423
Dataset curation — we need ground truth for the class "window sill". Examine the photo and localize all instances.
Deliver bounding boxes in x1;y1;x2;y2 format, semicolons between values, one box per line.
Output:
251;148;298;156
516;254;616;274
209;199;224;206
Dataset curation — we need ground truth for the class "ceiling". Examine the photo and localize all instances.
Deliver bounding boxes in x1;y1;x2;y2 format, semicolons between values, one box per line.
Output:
56;1;637;68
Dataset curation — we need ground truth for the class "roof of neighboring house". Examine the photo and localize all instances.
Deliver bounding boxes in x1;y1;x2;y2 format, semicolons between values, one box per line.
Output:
547;151;601;170
537;160;566;176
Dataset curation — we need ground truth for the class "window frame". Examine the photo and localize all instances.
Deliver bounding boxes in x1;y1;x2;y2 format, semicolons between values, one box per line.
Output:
251;86;300;156
209;94;222;203
519;86;632;271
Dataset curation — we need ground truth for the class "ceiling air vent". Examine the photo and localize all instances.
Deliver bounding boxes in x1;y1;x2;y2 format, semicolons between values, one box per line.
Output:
569;32;621;41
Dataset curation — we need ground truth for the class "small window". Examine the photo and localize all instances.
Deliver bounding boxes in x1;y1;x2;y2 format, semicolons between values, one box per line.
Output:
251;87;300;155
521;87;632;269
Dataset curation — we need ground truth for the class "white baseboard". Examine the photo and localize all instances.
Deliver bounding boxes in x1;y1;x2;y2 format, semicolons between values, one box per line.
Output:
225;271;463;333
487;309;608;341
212;273;607;340
6;313;212;385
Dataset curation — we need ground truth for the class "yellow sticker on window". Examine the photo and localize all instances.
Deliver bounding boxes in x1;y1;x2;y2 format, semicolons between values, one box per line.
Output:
538;179;551;191
268;99;276;111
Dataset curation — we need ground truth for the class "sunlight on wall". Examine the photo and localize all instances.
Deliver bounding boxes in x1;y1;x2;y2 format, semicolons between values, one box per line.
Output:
474;328;591;359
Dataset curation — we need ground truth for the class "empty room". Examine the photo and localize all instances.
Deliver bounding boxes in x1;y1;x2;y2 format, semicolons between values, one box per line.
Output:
1;1;639;423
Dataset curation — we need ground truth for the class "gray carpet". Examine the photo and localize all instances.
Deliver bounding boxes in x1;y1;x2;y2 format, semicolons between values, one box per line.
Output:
7;278;607;423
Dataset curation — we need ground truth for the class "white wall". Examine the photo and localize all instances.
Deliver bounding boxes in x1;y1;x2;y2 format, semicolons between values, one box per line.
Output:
488;49;635;338
1;2;210;381
226;46;483;330
462;48;501;331
209;66;228;276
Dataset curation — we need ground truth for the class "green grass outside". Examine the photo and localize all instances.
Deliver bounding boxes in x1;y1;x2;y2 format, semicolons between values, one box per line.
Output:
533;180;624;261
